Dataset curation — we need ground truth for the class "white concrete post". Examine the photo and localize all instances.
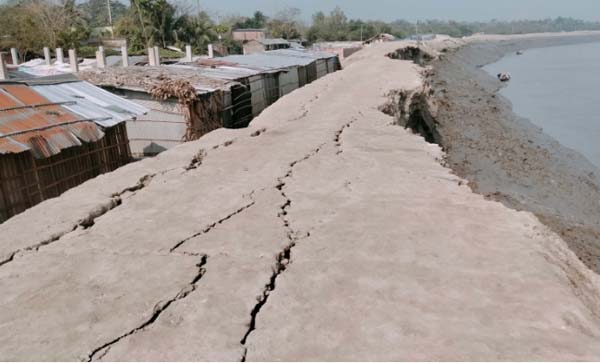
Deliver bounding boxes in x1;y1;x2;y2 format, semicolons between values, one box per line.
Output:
56;48;64;64
68;49;79;72
98;45;104;53
96;48;106;68
208;44;214;58
153;46;160;65
148;47;156;66
10;48;19;65
0;56;8;80
121;43;129;67
185;45;192;62
43;47;52;65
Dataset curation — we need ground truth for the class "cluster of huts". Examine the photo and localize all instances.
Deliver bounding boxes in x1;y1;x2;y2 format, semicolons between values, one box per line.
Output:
0;45;341;221
79;48;341;157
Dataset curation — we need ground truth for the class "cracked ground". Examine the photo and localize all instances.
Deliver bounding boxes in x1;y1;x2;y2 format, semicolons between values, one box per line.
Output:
2;41;600;361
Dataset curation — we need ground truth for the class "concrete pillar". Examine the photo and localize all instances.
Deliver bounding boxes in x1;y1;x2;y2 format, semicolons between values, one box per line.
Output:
68;49;79;73
208;44;214;58
96;48;106;68
185;45;193;62
43;47;51;65
98;45;104;53
10;48;19;65
148;47;156;66
153;46;160;66
121;43;129;67
56;48;64;64
0;57;8;80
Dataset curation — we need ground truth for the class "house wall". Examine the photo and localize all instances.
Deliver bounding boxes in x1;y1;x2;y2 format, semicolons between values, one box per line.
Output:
121;93;187;157
243;41;267;55
327;58;339;73
279;68;299;97
316;59;328;79
233;30;266;42
248;75;267;116
119;90;233;157
0;123;131;223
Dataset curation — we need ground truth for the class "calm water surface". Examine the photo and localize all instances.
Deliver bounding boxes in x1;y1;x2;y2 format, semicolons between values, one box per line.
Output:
485;41;600;168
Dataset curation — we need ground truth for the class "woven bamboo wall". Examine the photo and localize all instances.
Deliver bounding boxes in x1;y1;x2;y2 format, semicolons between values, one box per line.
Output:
0;123;131;223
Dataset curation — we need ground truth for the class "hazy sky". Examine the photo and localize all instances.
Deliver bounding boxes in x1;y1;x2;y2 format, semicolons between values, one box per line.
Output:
194;0;600;23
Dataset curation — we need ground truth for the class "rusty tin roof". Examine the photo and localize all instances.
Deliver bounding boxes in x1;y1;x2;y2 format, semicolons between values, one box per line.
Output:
0;83;104;158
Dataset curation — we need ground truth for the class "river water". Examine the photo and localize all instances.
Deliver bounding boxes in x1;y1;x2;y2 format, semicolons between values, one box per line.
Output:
485;41;600;168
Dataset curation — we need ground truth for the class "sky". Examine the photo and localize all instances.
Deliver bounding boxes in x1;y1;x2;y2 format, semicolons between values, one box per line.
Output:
191;0;600;23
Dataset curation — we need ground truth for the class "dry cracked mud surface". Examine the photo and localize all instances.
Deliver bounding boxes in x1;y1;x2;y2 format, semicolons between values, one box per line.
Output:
1;40;600;361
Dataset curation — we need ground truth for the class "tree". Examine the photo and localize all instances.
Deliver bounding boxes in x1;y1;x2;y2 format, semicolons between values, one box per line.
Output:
0;4;47;59
307;7;349;42
268;7;302;39
174;11;218;53
232;10;267;30
78;0;127;28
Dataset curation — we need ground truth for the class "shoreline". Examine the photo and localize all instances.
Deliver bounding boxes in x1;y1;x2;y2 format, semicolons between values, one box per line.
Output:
426;33;600;274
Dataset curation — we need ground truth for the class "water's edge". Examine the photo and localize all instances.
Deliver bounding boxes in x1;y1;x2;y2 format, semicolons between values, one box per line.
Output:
484;41;600;169
427;34;600;274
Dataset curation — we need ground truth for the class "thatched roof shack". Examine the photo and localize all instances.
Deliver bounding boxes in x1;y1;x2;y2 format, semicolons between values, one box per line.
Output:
79;67;238;157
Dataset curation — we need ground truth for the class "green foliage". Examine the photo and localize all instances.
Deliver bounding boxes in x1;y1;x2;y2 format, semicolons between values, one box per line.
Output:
173;12;218;53
78;45;119;57
78;0;127;28
0;0;92;59
3;0;600;61
233;11;267;29
0;4;46;59
307;7;352;42
267;7;302;39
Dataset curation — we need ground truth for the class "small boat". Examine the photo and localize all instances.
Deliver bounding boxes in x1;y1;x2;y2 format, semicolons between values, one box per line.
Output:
516;50;524;55
497;72;511;82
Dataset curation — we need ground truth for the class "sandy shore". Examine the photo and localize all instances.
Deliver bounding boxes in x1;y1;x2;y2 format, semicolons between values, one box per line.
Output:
428;32;600;274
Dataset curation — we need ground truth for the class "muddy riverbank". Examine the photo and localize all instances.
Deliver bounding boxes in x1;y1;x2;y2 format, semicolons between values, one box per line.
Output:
425;33;600;274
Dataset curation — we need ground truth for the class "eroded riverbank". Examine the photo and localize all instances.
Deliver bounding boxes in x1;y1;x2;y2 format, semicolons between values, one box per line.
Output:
2;39;600;360
423;33;600;274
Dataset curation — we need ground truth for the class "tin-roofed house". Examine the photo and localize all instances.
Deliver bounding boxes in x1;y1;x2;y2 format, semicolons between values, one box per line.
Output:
243;38;291;55
79;66;240;157
0;75;147;222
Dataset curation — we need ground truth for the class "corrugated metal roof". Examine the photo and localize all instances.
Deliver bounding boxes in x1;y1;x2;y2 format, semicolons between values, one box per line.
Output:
258;38;289;46
222;49;338;69
0;79;147;158
0;84;103;158
32;81;148;128
268;48;338;59
169;64;265;81
79;66;236;94
222;53;315;69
